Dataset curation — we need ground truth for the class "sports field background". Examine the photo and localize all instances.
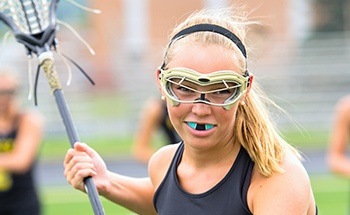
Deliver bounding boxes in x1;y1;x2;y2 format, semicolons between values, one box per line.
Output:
1;38;349;215
1;1;349;215
37;132;349;215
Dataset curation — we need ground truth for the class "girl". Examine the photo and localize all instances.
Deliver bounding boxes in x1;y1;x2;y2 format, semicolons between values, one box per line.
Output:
64;6;317;215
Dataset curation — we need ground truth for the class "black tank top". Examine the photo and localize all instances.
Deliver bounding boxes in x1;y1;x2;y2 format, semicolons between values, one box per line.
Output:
0;115;40;214
154;142;254;215
159;103;181;144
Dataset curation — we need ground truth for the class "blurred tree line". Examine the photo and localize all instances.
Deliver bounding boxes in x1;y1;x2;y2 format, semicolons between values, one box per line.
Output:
312;0;350;32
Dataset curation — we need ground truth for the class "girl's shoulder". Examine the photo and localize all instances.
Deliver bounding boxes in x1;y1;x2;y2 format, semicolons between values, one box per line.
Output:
337;95;350;111
334;95;350;121
148;143;181;189
19;110;44;127
249;149;315;214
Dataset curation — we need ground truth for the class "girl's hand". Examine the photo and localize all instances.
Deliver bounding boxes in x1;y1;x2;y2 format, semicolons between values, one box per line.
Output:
63;142;108;193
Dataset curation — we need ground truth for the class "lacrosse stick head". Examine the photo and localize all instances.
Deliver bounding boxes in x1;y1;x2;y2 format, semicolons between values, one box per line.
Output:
0;0;59;56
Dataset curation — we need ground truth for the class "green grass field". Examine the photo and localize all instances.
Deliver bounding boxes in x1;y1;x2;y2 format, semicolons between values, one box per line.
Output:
40;186;132;215
38;129;350;215
311;174;350;215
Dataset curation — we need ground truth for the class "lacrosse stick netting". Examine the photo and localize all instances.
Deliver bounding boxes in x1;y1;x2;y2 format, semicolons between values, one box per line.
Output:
0;1;105;214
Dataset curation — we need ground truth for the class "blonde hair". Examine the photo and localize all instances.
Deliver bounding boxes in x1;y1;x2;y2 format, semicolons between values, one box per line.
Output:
163;6;300;177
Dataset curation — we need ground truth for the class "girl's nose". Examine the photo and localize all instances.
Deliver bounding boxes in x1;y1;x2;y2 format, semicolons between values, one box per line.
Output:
191;102;212;116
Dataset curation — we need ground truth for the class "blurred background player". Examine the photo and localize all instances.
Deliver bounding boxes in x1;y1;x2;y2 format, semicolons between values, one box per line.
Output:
327;94;350;178
0;69;44;215
132;97;181;163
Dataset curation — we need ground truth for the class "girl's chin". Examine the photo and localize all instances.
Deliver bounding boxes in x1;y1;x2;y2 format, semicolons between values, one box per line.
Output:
183;136;215;146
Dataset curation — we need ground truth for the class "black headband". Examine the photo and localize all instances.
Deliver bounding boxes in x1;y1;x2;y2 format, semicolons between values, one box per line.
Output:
170;23;247;58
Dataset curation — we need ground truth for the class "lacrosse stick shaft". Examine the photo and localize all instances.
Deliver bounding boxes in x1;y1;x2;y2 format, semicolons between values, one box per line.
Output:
40;56;105;215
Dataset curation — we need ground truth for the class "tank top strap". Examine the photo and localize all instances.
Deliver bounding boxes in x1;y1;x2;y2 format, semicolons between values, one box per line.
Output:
153;142;184;207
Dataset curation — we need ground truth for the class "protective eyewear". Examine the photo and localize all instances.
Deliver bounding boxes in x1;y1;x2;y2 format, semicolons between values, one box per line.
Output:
159;67;250;110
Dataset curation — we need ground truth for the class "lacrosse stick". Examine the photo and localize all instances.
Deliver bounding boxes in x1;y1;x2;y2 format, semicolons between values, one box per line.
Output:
0;0;105;214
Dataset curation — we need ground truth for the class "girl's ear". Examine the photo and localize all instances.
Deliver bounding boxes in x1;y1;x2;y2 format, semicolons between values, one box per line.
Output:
156;67;163;93
241;74;253;102
247;74;254;93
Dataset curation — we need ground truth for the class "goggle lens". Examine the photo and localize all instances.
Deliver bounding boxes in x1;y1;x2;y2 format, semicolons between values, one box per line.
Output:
167;78;240;104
